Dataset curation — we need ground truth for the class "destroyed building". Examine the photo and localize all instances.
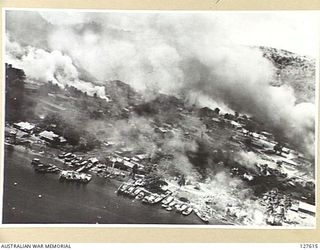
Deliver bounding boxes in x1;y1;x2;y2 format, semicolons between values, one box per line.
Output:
13;122;35;133
39;130;67;145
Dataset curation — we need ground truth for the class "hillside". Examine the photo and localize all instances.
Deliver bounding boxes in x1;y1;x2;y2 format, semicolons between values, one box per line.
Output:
4;45;316;226
260;46;315;103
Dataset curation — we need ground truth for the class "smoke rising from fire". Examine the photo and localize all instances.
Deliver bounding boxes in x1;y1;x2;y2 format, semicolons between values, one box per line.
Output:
5;11;315;156
5;36;108;100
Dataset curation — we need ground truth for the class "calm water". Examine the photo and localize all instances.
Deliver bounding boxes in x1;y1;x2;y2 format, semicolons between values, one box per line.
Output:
2;145;225;225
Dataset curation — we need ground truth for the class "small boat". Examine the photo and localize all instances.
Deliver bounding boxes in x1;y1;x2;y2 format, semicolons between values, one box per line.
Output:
59;170;91;183
65;174;73;180
64;158;72;163
117;184;126;193
175;204;182;212
178;204;188;213
168;201;176;207
182;207;193;216
85;163;93;170
58;153;65;159
133;188;142;196
64;153;72;158
166;206;173;211
164;190;172;196
135;179;144;186
123;187;130;194
142;195;156;204
81;173;92;182
181;204;188;210
142;196;150;203
128;187;137;197
135;192;144;200
153;195;163;204
194;209;209;223
160;193;167;199
83;175;92;183
35;167;47;173
31;158;40;165
162;196;174;205
80;161;88;166
126;186;135;194
47;166;60;173
70;159;78;164
148;195;156;203
120;184;129;193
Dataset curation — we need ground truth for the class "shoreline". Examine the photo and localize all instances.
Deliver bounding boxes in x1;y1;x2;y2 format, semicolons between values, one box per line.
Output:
3;143;314;227
2;144;227;225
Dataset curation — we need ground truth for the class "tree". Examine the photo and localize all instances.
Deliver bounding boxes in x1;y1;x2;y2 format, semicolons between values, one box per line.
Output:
178;175;186;186
273;143;283;155
5;64;26;122
244;120;257;132
131;164;138;179
244;137;252;147
64;126;81;146
214;107;220;115
224;113;233;120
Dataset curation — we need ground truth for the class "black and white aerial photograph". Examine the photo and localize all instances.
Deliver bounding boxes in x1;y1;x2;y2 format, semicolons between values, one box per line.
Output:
3;9;317;227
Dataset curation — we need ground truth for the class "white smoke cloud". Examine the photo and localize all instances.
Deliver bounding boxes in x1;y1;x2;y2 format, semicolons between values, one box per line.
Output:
204;171;266;225
5;11;316;156
234;151;260;171
6;35;109;100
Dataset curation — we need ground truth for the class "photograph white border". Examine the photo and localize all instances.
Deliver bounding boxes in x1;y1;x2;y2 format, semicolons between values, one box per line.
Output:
1;7;318;230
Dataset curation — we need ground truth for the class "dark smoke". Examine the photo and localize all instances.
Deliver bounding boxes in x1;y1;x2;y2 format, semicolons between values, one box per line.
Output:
5;11;315;156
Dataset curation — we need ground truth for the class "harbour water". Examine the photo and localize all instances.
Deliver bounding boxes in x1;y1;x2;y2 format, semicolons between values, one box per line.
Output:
2;145;226;225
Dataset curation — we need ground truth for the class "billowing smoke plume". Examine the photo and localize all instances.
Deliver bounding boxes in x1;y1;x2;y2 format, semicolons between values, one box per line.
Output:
6;35;108;100
5;11;315;156
204;171;265;225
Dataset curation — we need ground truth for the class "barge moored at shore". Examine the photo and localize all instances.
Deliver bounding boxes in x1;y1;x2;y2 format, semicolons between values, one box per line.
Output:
59;170;92;183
